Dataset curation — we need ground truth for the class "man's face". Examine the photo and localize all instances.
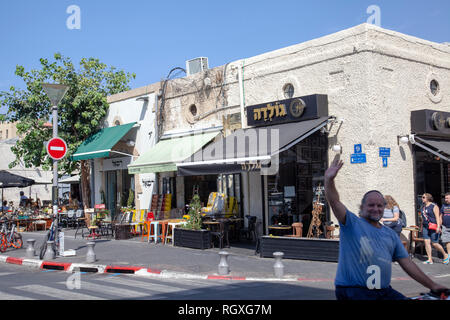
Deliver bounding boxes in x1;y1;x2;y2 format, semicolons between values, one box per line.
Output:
360;192;385;222
445;195;450;205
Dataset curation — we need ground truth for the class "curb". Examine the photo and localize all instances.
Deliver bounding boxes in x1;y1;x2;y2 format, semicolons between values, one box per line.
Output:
0;254;305;282
0;255;421;283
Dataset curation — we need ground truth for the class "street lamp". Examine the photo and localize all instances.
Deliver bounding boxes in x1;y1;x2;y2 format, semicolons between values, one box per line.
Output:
42;83;69;255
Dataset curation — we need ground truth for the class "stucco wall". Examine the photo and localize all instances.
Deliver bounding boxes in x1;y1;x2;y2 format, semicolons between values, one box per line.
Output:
94;92;158;211
157;23;450;231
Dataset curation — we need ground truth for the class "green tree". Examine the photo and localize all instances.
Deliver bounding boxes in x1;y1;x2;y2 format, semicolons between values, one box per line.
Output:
0;53;135;207
184;194;203;230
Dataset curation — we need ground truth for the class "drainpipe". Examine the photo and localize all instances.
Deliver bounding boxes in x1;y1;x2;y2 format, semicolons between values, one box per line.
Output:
238;60;246;129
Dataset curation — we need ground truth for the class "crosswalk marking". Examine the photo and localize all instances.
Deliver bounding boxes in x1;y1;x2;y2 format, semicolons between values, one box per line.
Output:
96;276;203;296
14;285;105;300
0;290;35;300
58;280;152;298
0;272;16;277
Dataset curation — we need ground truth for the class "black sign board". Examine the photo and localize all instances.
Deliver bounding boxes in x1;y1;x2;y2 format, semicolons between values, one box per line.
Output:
246;94;328;127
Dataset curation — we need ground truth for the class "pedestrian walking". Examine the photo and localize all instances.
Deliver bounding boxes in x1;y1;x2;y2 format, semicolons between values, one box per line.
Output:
440;192;450;265
324;156;448;300
380;195;402;236
421;193;448;264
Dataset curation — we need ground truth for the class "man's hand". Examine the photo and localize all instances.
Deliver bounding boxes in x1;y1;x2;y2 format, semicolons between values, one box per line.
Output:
324;155;346;224
325;156;344;182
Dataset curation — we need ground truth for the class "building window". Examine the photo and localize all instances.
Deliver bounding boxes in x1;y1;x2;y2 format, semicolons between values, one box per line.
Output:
5;129;8;139
430;79;440;96
283;83;294;99
189;104;198;117
0;131;2;140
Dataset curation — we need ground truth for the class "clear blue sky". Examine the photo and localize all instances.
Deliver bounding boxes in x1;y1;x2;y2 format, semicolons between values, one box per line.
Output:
1;0;449;114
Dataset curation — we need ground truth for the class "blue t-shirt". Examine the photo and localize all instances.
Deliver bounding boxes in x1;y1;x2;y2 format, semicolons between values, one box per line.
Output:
335;209;409;289
441;204;450;228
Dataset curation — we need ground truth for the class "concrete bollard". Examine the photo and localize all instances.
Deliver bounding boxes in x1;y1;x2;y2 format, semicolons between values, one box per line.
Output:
218;251;230;275
44;241;55;260
273;251;284;278
86;241;96;263
26;239;36;258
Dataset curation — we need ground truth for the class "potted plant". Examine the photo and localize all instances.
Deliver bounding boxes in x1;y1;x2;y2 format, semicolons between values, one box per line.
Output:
174;194;211;249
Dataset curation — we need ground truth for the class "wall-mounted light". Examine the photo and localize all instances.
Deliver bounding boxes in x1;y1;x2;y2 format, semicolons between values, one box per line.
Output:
126;140;135;147
136;96;149;102
397;134;412;145
332;144;342;153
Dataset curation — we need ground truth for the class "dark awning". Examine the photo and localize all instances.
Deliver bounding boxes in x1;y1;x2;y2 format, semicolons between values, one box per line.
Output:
0;170;35;188
177;116;333;176
413;136;450;162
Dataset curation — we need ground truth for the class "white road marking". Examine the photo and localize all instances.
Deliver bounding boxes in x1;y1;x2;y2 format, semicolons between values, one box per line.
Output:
14;285;105;300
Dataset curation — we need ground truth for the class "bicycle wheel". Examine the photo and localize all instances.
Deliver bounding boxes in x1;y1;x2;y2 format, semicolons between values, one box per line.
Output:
39;232;51;259
11;232;22;249
0;234;7;253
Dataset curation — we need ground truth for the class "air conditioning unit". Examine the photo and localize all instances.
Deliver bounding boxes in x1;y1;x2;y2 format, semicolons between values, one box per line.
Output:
186;57;208;76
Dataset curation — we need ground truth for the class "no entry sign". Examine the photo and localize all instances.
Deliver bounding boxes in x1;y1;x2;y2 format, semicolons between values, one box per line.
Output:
47;137;68;160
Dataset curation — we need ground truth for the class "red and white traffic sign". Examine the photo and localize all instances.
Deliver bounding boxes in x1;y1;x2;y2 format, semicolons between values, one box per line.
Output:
47;137;68;160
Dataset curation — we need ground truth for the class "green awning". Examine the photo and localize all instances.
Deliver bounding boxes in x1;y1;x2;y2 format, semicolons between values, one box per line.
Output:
71;122;137;161
128;131;219;174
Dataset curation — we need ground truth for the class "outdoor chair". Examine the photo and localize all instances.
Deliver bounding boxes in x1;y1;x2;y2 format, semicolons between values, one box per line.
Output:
286;222;303;238
224;196;238;218
410;225;425;256
254;220;262;255
74;210;86;239
210;219;230;249
241;215;257;241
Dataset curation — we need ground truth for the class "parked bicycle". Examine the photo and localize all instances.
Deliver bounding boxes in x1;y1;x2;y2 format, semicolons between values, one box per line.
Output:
0;218;23;252
39;218;60;259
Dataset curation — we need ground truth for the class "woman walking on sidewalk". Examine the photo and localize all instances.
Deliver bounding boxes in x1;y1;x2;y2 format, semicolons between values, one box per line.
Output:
440;192;450;264
324;156;448;300
421;193;448;265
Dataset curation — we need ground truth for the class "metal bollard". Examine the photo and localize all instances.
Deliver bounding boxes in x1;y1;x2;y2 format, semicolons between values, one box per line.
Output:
273;251;284;278
86;241;96;263
218;251;230;275
26;239;36;258
44;241;55;260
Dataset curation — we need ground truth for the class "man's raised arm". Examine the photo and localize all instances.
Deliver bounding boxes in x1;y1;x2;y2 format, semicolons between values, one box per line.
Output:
324;156;347;225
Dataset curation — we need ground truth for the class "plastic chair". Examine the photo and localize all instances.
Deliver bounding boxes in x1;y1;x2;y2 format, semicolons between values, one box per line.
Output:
148;221;162;243
165;220;184;245
286;222;303;238
225;196;238;218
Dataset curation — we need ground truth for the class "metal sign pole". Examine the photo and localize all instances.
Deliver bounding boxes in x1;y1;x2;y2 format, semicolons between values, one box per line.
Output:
52;105;59;254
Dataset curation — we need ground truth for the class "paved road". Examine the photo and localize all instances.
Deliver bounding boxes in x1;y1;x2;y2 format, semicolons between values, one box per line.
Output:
0;264;335;300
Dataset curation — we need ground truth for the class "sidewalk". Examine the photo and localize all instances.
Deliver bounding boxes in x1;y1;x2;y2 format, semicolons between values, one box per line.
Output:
1;228;449;284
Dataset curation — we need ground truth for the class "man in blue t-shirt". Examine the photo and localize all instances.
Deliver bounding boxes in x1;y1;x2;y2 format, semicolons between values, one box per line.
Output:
324;156;448;300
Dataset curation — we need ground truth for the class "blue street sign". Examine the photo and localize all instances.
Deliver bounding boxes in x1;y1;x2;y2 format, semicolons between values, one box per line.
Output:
379;147;390;158
354;144;362;154
350;153;366;164
382;157;388;167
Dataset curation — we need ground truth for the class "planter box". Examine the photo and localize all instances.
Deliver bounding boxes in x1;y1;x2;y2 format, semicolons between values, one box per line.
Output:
174;228;211;250
260;236;339;262
114;224;132;240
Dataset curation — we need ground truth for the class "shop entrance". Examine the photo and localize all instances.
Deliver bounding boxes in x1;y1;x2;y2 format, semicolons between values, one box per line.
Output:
267;130;328;236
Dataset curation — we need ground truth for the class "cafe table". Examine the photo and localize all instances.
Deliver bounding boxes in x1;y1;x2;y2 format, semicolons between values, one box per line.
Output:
268;224;292;236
